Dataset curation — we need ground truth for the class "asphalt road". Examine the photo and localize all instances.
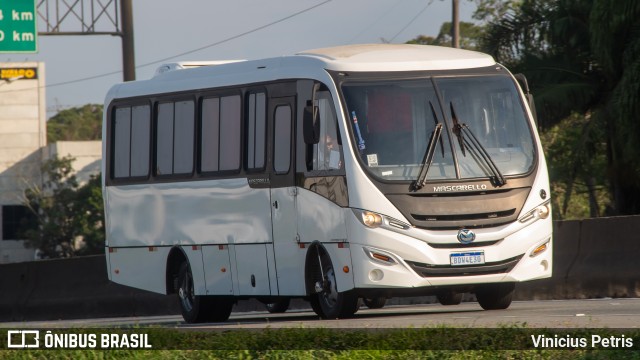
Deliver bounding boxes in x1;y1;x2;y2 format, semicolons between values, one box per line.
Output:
4;298;639;329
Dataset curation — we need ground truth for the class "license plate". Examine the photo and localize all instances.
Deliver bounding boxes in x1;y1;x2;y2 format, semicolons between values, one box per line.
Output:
450;251;485;266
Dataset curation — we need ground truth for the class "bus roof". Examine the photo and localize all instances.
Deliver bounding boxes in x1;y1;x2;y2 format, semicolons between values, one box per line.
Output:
297;44;495;71
106;44;496;102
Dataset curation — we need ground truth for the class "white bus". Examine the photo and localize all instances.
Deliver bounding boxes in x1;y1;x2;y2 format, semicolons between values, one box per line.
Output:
102;44;552;323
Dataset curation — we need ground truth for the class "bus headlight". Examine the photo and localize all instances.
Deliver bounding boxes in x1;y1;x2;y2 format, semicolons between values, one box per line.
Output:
351;209;411;230
362;211;383;228
518;201;551;223
536;204;550;219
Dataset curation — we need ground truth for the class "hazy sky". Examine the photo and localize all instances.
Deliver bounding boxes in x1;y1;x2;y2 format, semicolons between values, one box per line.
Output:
1;0;475;117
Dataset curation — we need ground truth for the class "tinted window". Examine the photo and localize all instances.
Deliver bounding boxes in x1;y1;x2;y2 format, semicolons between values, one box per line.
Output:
113;104;151;179
311;91;343;171
274;105;292;173
174;101;195;174
156;102;174;175
220;96;241;171
130;105;150;177
201;98;220;172
200;95;241;173
113;107;131;178
247;92;266;170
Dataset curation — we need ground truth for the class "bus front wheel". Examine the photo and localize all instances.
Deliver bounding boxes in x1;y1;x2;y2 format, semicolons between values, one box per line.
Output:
177;262;233;323
310;250;359;319
475;283;515;310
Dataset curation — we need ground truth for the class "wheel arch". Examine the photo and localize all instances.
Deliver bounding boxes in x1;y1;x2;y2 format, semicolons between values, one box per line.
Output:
166;246;189;294
304;241;327;296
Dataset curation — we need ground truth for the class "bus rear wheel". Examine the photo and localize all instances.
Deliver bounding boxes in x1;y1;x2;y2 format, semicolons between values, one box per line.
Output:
177;262;233;323
436;290;463;306
265;298;290;313
475;283;515;310
310;250;359;319
363;297;387;309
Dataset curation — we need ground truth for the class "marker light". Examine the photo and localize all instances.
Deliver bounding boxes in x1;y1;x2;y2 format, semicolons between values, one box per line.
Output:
363;247;397;265
530;241;549;257
372;253;392;262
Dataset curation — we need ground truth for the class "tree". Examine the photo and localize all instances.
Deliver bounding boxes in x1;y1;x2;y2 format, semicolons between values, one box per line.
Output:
481;0;640;215
20;156;104;258
47;104;103;144
470;0;523;24
406;21;485;50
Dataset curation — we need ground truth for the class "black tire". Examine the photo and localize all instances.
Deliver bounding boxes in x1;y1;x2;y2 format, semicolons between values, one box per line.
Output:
265;298;291;313
311;249;359;319
363;297;387;309
177;262;233;323
309;296;325;317
476;283;515;310
436;290;463;306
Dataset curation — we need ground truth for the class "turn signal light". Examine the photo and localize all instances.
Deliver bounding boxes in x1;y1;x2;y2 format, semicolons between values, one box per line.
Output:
364;248;397;265
530;242;549;257
372;253;392;262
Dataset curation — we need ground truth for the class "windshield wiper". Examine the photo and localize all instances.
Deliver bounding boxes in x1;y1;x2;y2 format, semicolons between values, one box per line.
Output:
414;102;445;190
450;102;507;187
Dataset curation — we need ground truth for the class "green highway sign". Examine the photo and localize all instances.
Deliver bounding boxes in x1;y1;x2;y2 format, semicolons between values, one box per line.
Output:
0;0;38;53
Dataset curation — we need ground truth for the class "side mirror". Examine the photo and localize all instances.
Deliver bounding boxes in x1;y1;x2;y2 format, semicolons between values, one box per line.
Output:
303;103;320;144
514;73;538;126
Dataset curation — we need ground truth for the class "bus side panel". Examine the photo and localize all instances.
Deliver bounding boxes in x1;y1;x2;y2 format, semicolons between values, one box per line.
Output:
201;245;234;295
108;247;171;294
270;186;304;296
232;244;272;296
270;241;307;296
323;243;355;293
105;180;273;247
297;189;348;244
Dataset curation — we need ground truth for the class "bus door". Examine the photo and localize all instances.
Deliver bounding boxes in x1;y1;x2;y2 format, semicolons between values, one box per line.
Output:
268;96;298;295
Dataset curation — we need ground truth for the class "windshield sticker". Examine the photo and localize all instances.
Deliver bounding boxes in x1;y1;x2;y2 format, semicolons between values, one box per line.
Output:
367;154;379;167
351;111;366;152
381;170;393;176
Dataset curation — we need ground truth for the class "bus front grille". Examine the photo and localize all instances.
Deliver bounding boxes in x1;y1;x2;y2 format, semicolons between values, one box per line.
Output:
405;255;523;278
411;209;516;222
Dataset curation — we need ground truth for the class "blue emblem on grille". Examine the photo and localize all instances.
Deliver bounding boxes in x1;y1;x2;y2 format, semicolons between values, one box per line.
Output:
457;229;476;244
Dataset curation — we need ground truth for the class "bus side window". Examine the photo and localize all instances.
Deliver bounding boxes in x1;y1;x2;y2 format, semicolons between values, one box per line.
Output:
200;95;242;173
113;104;150;179
274;105;292;174
246;92;267;171
311;91;343;172
155;100;195;176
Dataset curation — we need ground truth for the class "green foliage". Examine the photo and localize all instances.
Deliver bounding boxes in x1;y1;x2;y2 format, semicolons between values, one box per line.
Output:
47;104;103;144
481;0;640;215
406;22;485;50
470;0;523;24
540;113;610;219
20;156;104;258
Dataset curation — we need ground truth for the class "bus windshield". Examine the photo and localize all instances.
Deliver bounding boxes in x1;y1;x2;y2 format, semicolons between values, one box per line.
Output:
341;75;535;183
